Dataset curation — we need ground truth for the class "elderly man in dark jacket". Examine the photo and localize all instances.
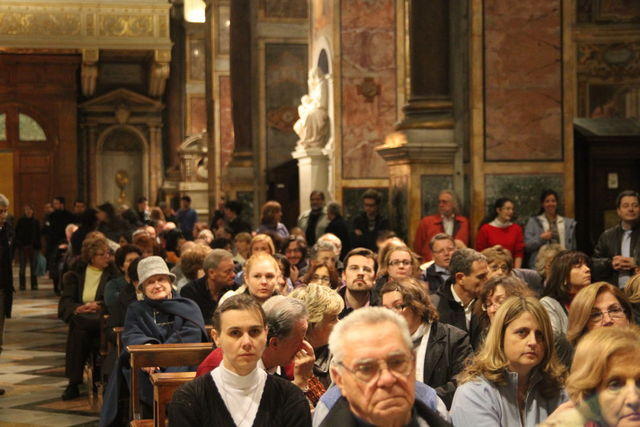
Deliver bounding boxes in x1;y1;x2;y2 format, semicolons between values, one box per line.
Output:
0;194;13;396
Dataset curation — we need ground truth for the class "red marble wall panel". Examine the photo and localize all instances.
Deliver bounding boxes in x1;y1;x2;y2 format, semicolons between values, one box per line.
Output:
219;76;234;170
189;96;206;135
341;0;395;178
484;1;563;161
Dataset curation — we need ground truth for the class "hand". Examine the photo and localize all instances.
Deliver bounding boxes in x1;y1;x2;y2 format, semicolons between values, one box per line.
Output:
540;231;553;240
612;255;624;271
354;229;363;236
84;301;101;313
293;340;315;389
619;257;637;271
290;265;300;283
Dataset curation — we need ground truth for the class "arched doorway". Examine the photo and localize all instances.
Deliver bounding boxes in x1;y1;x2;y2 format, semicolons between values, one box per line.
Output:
0;106;52;218
96;126;147;208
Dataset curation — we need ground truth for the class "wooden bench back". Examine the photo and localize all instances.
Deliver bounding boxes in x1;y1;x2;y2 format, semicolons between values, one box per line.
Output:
127;342;213;420
150;372;196;427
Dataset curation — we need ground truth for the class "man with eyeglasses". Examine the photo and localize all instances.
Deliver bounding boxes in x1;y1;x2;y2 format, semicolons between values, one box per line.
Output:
313;307;450;426
593;190;640;287
413;190;469;262
422;233;457;292
337;248;378;319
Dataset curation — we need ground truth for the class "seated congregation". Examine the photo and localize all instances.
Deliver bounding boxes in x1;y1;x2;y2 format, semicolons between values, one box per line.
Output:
24;187;640;426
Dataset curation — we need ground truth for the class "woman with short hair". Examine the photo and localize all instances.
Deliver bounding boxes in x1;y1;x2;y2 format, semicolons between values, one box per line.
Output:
451;296;567;426
168;294;311;426
257;200;289;238
567;281;633;347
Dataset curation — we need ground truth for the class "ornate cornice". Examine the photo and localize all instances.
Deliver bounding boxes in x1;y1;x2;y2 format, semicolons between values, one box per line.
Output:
577;42;640;80
0;1;171;50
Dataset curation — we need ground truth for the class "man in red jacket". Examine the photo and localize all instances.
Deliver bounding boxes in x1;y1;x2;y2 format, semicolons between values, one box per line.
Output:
414;190;469;262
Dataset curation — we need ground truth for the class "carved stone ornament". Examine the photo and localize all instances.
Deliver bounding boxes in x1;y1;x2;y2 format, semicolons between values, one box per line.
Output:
115;104;130;124
357;77;381;103
293;67;331;150
578;42;640;80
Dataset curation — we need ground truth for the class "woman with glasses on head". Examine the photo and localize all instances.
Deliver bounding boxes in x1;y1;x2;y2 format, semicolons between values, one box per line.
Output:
567;282;633;349
59;236;119;401
380;277;472;408
451;296;567;426
299;261;341;289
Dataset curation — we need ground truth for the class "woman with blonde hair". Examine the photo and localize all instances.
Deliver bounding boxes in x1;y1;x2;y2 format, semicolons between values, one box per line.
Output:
221;253;280;305
451;296;567;426
624;273;640;325
257;200;289;238
567;282;633;347
290;284;344;388
544;326;640;426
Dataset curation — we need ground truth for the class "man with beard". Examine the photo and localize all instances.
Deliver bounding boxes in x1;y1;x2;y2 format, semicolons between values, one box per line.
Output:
338;248;378;319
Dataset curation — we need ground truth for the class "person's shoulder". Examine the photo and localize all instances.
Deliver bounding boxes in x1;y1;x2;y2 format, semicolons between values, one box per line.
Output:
435;320;468;340
174;372;214;399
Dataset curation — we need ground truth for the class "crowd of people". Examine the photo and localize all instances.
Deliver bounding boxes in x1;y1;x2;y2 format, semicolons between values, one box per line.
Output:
0;187;639;426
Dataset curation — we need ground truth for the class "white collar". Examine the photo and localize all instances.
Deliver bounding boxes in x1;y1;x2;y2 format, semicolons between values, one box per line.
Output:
216;361;263;390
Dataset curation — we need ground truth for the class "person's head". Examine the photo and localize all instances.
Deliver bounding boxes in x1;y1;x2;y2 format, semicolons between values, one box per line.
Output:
260;200;282;226
203;248;235;289
137;256;176;300
290;284;343;349
567;325;640;427
211;294;267;376
309;190;325;211
476;275;533;325
381;246;419;281
567;282;633;347
243;253;280;303
210;237;232;251
136;196;148;211
163;228;185;254
0;194;9;225
460;297;564;396
317;233;342;259
223;200;243;219
481;245;514;279
53;196;65;210
376;236;405;267
450;248;489;300
81;236;111;269
197;229;214;244
282;235;307;266
543;250;591;304
380;277;439;335
624;274;640;304
535;243;563;280
262;296;308;368
249;233;275;256
362;189;382;217
302;261;341;289
180;243;213;281
310;240;338;268
180;195;191;209
326;201;342;220
492;197;515;223
616;190;640;224
97;202;116;222
429;233;456;268
343;248;377;293
132;233;156;257
329;307;415;426
21;204;34;218
114;244;142;277
73;200;86;215
438;190;458;217
539;189;559;217
65;223;78;242
234;232;252;257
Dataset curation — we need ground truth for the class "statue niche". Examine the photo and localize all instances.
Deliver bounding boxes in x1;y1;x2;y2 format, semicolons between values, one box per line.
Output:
293;67;330;150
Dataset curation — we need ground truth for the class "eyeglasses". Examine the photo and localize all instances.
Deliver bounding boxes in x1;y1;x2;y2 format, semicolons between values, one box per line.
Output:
489;264;508;272
336;352;413;383
384;304;407;314
389;260;412;267
311;274;330;283
589;305;626;324
482;299;504;312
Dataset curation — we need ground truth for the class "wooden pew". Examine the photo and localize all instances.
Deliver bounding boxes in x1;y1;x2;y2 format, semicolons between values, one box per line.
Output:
127;342;213;421
150;371;196;427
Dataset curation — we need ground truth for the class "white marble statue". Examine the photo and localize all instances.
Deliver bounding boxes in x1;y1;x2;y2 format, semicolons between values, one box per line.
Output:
294;67;330;150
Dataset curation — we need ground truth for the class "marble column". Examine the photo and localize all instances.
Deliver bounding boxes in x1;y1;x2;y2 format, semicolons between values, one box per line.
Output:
149;125;163;204
292;146;329;213
376;0;461;244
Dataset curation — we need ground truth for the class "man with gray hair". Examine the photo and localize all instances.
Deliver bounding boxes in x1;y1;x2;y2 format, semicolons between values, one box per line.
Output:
431;248;487;348
313;307;450;426
0;194;11;396
180;249;235;324
196;295;315;394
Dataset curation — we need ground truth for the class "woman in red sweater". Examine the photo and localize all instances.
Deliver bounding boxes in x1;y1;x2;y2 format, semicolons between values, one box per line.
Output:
476;198;524;268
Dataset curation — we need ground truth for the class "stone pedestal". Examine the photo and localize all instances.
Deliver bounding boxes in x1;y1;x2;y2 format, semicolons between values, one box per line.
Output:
292;146;329;212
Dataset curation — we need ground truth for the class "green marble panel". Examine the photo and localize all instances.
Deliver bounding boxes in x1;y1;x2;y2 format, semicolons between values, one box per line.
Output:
484;174;564;225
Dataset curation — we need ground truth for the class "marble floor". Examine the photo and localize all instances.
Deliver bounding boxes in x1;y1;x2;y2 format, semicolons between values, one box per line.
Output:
0;272;99;426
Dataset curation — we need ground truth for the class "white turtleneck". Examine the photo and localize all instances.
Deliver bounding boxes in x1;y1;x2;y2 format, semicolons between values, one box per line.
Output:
211;361;267;427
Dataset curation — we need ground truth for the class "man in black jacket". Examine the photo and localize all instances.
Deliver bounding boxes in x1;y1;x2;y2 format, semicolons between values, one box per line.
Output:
0;194;13;396
325;202;352;259
423;233;456;292
45;196;74;291
180;249;235;324
352;189;390;252
431;248;488;350
223;200;252;236
592;190;640;287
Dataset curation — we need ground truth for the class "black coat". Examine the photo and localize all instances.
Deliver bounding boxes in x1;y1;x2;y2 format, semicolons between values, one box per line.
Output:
179;276;226;325
168;371;311;427
46;209;75;247
431;281;482;350
325;215;352;260
592;223;640;284
423;263;448;292
351;212;390;252
0;221;14;317
421;321;472;408
14;216;41;249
